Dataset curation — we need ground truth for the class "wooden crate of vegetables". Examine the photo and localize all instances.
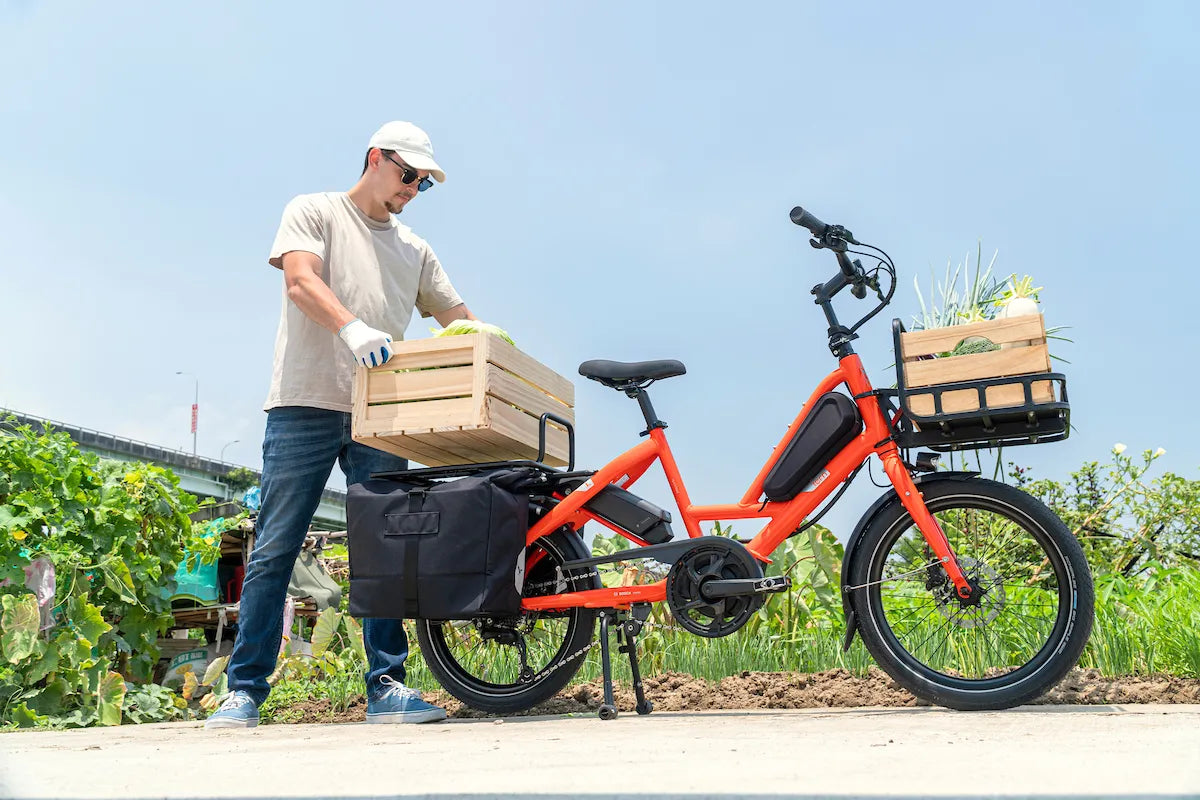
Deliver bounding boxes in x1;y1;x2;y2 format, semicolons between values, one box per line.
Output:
898;313;1057;417
351;332;575;467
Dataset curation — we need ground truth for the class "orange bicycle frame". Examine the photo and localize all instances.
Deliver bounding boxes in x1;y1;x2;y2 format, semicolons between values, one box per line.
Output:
522;352;970;613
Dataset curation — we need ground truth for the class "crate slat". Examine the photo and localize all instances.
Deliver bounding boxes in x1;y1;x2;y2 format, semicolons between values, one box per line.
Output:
485;337;575;406
900;315;1045;360
358;430;470;467
904;344;1050;388
487;366;575;424
377;339;476;369
404;430;505;464
366;366;474;403
360;396;477;433
487;400;570;463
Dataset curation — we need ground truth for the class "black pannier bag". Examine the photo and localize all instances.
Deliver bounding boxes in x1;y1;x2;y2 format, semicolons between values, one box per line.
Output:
762;392;863;502
346;469;535;620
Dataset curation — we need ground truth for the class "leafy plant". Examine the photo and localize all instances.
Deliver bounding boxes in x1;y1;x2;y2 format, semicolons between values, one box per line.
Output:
1014;444;1195;576
911;242;1003;331
0;417;200;726
1000;274;1043;303
223;467;259;496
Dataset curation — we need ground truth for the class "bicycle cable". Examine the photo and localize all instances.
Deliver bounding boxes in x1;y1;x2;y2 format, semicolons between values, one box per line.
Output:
788;462;864;541
843;243;897;335
867;456;890;488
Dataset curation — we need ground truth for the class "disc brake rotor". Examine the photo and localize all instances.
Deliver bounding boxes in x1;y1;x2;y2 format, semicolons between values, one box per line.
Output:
930;556;1005;627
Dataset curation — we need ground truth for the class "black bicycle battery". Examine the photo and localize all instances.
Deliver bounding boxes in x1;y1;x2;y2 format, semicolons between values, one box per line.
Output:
572;482;675;544
762;391;863;502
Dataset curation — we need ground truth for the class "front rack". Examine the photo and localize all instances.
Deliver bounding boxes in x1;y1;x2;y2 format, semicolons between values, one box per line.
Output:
890;319;1071;452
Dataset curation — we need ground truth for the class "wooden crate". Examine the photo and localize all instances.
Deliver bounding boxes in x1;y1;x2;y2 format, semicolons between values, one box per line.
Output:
351;333;575;466
899;314;1057;417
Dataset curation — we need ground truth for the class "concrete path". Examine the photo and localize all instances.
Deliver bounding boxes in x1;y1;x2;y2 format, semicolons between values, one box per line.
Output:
2;704;1198;799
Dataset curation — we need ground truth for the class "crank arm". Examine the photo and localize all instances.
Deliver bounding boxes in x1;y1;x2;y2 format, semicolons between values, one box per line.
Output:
701;576;791;599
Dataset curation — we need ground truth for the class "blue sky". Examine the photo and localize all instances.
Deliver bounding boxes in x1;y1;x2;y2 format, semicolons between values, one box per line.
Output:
1;2;1196;540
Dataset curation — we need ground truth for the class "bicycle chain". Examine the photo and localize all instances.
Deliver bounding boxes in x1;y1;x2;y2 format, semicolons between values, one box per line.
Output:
522;568;598;596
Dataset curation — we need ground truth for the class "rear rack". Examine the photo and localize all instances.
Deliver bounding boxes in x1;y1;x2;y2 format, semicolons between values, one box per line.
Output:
370;459;594;486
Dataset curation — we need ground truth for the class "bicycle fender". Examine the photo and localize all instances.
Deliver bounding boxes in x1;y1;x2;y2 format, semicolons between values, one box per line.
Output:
839;470;980;651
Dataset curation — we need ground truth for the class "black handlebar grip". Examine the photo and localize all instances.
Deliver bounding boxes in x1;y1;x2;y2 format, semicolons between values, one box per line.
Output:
790;206;828;236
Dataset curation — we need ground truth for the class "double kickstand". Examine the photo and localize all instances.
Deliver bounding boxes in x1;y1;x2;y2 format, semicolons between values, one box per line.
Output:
596;602;654;720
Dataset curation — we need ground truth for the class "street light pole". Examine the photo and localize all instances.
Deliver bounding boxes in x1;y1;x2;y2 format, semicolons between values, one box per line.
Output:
218;439;241;501
176;371;198;455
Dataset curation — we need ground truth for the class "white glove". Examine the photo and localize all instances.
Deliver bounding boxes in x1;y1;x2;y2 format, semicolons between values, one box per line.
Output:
338;319;393;367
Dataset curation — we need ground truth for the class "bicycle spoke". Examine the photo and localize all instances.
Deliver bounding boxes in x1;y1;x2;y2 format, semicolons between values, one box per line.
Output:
872;497;1077;684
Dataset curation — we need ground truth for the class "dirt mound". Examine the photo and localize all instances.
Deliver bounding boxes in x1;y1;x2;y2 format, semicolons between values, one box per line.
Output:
1038;668;1200;705
268;667;1200;724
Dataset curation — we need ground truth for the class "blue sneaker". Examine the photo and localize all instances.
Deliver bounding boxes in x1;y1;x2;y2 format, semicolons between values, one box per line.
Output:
204;690;260;729
366;676;447;724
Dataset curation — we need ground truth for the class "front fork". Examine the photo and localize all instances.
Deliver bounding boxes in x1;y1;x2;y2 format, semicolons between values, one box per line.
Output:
880;451;973;598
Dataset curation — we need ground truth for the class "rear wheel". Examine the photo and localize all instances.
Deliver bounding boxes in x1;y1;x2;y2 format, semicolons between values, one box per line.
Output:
415;529;598;714
849;478;1093;710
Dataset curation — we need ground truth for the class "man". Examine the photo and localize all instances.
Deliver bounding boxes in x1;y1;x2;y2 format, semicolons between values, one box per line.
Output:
206;121;474;728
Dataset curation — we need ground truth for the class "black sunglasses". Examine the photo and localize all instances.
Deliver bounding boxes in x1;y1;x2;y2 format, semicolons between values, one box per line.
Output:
383;152;434;192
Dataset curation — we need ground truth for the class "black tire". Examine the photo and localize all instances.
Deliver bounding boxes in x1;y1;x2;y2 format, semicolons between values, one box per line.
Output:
848;478;1093;710
415;529;598;714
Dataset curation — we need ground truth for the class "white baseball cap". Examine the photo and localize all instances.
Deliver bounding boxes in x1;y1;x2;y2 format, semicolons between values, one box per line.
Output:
367;121;445;183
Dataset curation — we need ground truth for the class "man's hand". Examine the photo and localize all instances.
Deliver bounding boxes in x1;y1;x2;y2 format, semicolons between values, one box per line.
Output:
339;319;394;367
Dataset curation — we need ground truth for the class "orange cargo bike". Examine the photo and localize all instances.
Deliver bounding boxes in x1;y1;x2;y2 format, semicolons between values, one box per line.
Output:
375;207;1093;719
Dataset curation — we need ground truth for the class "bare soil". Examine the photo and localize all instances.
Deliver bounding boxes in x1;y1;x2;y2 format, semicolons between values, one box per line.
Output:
267;667;1200;724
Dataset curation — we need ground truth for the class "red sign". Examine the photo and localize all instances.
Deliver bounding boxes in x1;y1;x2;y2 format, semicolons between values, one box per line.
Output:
191;404;198;434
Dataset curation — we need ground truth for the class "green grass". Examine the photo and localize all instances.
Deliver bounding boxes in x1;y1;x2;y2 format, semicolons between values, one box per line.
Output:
1080;566;1200;676
284;565;1200;712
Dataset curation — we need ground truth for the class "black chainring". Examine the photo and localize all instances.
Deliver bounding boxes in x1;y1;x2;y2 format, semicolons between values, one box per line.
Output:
666;538;765;638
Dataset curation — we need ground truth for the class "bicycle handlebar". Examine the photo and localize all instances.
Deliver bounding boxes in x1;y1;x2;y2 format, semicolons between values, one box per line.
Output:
794;204;887;304
793;206;863;284
793;204;896;352
789;206;828;236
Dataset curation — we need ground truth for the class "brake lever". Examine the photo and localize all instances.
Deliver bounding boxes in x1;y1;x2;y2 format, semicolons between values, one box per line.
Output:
808;224;858;252
867;274;884;300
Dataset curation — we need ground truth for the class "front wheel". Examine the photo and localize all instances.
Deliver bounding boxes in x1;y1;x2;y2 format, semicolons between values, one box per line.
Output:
848;478;1093;710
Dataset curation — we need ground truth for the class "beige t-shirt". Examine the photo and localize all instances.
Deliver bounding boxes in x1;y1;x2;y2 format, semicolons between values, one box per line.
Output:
263;192;462;412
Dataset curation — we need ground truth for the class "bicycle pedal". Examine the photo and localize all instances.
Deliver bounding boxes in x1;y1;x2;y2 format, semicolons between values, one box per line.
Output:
700;575;791;599
752;576;791;594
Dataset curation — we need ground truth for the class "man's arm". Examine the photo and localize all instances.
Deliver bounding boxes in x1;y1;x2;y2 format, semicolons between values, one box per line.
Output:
281;251;357;333
432;304;477;327
282;250;394;366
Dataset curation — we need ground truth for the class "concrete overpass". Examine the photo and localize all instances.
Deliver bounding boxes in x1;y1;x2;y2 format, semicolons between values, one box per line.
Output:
0;408;346;530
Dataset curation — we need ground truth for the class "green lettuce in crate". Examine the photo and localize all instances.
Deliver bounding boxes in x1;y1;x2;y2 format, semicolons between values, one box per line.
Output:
430;319;516;347
949;337;1000;356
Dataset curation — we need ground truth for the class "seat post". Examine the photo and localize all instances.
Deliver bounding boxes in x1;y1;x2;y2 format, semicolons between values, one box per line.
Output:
628;387;667;434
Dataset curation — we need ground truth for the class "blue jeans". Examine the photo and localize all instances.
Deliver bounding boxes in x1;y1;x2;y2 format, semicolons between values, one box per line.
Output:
226;406;410;704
